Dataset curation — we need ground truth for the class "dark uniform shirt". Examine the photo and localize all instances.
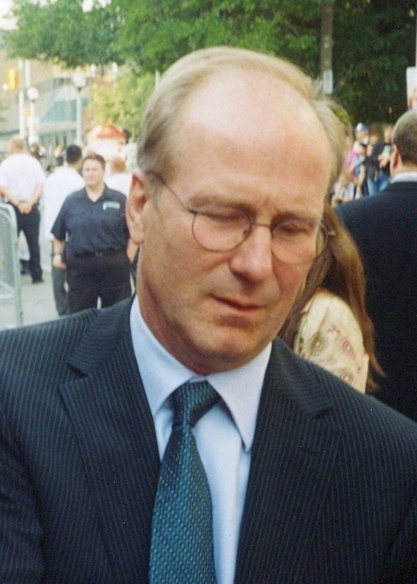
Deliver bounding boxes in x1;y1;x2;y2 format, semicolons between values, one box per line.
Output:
51;186;129;260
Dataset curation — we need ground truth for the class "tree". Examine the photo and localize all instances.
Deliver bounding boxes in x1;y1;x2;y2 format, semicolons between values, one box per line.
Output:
84;67;154;136
4;0;417;124
332;1;416;123
115;0;323;76
4;0;121;68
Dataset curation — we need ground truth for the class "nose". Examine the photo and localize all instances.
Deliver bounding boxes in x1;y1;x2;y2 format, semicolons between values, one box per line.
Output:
229;224;274;282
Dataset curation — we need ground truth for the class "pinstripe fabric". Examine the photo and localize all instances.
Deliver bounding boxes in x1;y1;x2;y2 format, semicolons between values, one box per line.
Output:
235;344;417;583
1;299;417;582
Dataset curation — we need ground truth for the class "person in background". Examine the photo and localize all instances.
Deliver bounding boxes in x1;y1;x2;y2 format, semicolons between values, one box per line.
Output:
280;204;382;393
338;109;417;422
51;153;131;313
106;156;132;196
346;139;367;198
0;136;45;283
365;123;393;195
29;142;46;166
353;121;369;146
54;144;65;167
1;47;417;583
343;122;369;199
105;155;139;272
43;144;84;316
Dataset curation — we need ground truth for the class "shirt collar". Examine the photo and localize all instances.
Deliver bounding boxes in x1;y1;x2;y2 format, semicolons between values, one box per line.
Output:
391;171;417;183
129;298;270;452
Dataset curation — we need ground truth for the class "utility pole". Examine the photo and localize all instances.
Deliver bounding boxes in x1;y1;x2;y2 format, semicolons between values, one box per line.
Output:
18;60;26;140
415;0;417;66
320;0;334;95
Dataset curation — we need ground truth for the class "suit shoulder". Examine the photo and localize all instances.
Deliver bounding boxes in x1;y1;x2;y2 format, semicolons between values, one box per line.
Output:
270;339;417;447
0;310;98;376
338;183;417;221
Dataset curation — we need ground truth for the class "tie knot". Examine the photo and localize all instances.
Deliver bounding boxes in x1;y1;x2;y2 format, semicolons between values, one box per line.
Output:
172;381;219;428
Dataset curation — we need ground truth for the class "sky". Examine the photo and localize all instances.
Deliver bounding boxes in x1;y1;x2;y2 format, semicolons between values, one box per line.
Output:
0;0;14;29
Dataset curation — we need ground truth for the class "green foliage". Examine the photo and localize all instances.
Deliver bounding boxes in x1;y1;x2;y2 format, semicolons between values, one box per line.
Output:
4;0;121;68
84;67;154;136
333;0;415;122
4;0;417;125
114;0;322;75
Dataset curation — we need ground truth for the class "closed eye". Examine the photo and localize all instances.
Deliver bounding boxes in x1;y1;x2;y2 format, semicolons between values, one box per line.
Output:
273;219;318;238
198;206;247;224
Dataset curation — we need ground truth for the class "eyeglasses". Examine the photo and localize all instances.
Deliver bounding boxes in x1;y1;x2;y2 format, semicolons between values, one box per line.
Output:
148;171;330;265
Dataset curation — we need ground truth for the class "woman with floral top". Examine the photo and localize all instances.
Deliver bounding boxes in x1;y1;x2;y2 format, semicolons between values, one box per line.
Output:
280;204;383;393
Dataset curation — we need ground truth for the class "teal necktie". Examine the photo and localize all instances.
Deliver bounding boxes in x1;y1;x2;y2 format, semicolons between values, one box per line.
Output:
149;381;219;583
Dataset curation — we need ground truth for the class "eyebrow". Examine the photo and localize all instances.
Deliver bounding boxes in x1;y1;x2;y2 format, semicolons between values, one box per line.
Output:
189;196;321;224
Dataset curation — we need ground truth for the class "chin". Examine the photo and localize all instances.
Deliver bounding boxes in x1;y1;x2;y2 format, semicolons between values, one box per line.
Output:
196;331;270;371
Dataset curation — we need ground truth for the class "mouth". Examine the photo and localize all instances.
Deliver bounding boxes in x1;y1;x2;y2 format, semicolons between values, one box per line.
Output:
213;295;262;312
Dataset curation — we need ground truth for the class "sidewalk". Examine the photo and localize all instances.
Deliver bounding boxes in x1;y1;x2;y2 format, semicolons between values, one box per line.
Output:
0;253;58;331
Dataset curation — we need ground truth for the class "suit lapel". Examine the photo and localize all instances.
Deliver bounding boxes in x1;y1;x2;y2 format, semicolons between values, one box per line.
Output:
60;301;159;583
58;304;342;583
235;342;341;583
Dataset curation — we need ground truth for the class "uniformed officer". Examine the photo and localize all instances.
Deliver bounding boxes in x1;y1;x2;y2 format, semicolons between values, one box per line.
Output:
51;153;131;313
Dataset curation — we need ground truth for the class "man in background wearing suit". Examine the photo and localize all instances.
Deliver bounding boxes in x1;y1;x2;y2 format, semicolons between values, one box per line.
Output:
1;47;417;583
338;109;417;423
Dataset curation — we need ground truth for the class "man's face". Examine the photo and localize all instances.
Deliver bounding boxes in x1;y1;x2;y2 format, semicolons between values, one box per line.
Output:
83;159;105;189
131;74;331;374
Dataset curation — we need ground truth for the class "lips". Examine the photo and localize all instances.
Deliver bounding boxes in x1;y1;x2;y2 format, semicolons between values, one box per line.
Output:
213;295;262;311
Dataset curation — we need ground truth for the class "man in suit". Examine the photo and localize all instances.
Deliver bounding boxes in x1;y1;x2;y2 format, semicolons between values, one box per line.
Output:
1;47;416;583
338;109;417;423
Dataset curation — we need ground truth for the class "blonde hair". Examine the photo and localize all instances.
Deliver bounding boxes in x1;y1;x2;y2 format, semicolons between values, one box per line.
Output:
137;46;346;191
8;136;25;154
109;156;128;174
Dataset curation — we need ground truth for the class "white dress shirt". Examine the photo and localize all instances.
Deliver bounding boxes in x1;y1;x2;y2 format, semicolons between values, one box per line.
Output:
130;299;271;584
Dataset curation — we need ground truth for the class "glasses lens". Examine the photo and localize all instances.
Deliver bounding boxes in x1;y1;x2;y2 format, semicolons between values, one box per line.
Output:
191;201;328;265
271;222;328;264
192;206;249;252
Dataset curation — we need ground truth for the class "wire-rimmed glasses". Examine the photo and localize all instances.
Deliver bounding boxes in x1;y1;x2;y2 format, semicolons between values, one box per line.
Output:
147;171;330;265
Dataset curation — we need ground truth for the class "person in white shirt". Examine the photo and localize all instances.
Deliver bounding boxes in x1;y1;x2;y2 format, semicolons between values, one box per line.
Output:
105;156;132;196
43;144;84;315
0;136;45;283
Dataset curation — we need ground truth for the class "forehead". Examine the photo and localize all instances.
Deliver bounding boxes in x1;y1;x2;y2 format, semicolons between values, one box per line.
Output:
83;159;103;170
175;71;330;161
170;72;331;213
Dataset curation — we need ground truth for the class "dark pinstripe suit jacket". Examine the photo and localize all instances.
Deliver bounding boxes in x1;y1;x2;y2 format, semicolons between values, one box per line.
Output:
1;299;417;583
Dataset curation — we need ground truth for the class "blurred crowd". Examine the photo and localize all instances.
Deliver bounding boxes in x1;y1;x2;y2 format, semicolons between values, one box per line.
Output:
0;137;136;316
331;121;393;206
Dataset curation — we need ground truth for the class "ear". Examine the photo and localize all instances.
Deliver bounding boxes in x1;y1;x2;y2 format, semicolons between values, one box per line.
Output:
389;144;399;175
126;170;150;244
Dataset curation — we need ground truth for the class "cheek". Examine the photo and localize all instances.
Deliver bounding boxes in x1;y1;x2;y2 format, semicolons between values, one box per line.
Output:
141;215;204;292
274;263;310;304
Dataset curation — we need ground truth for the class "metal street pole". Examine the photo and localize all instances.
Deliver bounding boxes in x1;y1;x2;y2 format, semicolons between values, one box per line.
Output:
26;86;39;144
76;88;83;145
72;72;86;145
18;60;25;139
415;1;417;66
320;0;334;95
